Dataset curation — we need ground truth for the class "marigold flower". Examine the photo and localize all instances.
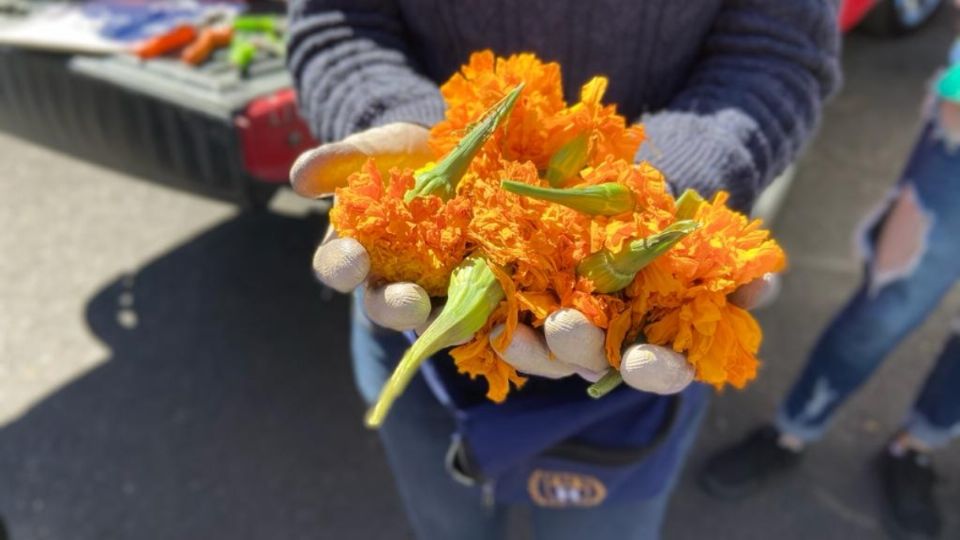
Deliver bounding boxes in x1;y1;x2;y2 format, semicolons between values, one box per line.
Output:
660;192;787;297
545;77;646;171
330;161;472;296
644;294;762;389
615;192;787;387
338;51;789;408
431;50;566;171
450;302;527;403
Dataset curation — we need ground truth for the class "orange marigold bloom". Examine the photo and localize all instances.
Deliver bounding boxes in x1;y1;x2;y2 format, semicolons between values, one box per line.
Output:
461;159;586;329
545;77;646;169
663;191;787;297
451;155;678;386
577;158;676;255
431;50;566;171
605;307;634;369
619;191;786;388
644;293;762;389
463;160;585;272
330;160;472;296
450;304;527;402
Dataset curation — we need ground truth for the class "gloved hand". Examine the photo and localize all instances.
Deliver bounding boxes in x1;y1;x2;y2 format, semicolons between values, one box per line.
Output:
291;122;434;198
492;273;778;396
292;127;780;395
291;122;439;331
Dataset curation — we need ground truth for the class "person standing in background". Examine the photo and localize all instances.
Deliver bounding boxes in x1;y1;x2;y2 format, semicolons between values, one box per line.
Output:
700;3;960;539
287;1;840;539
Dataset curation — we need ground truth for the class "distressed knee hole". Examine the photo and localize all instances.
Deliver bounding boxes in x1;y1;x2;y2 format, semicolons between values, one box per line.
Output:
857;183;933;294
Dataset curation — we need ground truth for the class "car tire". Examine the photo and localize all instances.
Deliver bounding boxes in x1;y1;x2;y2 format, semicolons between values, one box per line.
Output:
859;0;944;36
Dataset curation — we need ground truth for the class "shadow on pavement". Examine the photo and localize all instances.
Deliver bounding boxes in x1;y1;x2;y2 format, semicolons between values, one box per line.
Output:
0;212;408;540
0;207;957;540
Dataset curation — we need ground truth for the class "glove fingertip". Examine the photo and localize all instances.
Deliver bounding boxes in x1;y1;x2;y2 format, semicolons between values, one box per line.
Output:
313;237;370;293
492;323;576;379
544;308;608;373
620;344;694;395
290;143;362;198
364;282;431;331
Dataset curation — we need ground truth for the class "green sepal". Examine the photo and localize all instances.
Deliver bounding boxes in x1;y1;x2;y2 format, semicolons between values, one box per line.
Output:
500;180;635;216
405;84;524;203
577;220;699;294
674;189;706;221
545;134;589;187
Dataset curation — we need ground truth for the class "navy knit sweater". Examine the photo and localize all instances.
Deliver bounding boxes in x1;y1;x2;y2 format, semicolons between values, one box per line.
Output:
287;0;841;210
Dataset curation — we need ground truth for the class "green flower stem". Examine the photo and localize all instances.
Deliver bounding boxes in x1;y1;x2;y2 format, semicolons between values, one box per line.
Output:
365;256;505;428
587;370;624;399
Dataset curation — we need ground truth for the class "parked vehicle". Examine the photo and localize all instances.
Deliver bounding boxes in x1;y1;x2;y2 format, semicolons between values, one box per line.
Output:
842;0;943;34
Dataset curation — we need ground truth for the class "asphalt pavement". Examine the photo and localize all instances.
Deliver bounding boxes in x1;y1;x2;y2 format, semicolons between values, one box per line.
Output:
1;13;959;540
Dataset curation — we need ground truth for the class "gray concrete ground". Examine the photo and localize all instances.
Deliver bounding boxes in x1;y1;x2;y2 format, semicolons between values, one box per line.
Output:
2;13;960;540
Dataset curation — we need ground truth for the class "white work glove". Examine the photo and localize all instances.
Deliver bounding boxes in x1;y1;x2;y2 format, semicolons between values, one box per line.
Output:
489;274;778;395
291;122;437;331
292;125;780;395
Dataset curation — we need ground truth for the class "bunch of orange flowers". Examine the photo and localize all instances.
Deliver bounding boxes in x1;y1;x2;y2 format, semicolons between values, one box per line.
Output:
331;50;786;406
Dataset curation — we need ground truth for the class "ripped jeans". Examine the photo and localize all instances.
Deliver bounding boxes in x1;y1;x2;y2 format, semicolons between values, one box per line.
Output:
776;110;960;449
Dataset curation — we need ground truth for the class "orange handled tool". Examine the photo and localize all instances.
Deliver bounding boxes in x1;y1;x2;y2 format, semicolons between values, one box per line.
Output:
133;24;198;59
180;26;234;65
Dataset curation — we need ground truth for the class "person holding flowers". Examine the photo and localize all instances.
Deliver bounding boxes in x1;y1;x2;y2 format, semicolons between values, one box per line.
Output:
286;1;839;539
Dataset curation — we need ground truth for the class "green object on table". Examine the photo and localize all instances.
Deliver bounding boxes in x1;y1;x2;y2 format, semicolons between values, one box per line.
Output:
229;38;257;70
937;64;960;103
228;14;286;72
233;15;283;33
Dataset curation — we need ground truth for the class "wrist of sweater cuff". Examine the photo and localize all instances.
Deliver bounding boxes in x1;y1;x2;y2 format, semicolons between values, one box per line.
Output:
371;97;447;131
636;112;759;212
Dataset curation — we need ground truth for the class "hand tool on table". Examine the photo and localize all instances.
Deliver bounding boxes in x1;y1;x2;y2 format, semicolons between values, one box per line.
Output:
132;23;197;59
180;25;233;65
130;9;235;64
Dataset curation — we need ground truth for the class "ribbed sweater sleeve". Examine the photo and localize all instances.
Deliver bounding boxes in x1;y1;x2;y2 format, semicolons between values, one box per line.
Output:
287;0;446;142
635;0;841;210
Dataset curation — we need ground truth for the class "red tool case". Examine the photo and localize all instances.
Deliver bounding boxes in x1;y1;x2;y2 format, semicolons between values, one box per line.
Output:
237;88;315;185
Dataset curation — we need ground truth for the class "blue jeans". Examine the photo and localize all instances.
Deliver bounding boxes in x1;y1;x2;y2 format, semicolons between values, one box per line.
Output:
350;292;707;540
777;115;960;449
